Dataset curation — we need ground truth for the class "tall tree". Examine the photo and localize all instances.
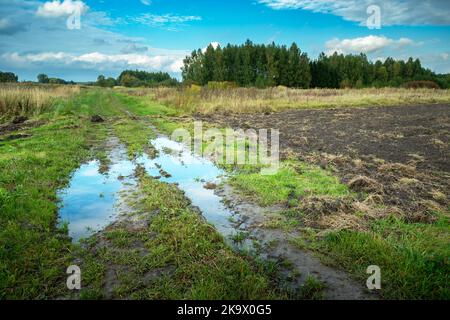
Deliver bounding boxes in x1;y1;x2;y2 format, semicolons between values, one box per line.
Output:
37;74;49;84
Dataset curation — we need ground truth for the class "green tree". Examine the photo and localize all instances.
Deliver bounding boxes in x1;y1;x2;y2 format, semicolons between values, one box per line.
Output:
0;71;18;83
202;45;216;85
37;74;49;84
97;75;107;87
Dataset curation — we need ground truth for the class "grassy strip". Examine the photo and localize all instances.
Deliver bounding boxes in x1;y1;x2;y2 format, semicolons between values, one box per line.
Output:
113;92;178;117
230;161;352;206
230;159;450;299
79;171;281;299
315;215;449;299
112;118;156;159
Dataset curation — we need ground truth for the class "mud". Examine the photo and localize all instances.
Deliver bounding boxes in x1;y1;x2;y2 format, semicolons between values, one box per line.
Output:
0;119;47;136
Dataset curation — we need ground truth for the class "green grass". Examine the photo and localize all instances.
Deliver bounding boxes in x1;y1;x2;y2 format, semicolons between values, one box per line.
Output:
299;276;326;300
230;161;351;206
315;215;450;299
52;89;125;118
113;92;178;117
112;118;156;159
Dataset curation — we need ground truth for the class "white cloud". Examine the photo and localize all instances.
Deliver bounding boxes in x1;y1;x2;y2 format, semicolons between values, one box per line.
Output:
132;13;202;30
36;0;88;18
325;35;414;55
259;0;450;26
2;51;185;73
202;41;220;53
140;0;152;5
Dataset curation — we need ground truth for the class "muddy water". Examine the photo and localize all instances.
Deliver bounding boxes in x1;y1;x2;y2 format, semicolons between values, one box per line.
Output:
58;136;245;245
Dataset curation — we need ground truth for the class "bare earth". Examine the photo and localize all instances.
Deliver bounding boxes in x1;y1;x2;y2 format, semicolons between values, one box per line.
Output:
202;104;450;220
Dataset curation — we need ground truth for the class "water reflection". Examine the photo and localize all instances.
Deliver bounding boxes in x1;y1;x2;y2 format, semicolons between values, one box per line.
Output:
58;145;136;241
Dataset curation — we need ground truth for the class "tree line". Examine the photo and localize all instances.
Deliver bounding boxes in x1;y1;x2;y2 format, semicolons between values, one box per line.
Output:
37;74;76;85
182;40;450;89
0;70;178;88
96;70;178;88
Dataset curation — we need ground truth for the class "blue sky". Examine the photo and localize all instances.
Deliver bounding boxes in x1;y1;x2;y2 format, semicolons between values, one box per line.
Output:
1;0;449;81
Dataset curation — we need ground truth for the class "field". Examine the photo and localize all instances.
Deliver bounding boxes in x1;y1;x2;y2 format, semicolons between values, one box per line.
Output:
148;86;450;114
0;84;448;300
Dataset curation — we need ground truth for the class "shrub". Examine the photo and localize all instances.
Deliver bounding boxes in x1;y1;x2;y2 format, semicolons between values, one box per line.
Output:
402;80;440;89
188;84;202;94
117;70;178;87
207;81;237;89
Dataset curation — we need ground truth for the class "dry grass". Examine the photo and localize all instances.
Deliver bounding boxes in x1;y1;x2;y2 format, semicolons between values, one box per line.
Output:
0;83;80;122
141;86;450;114
348;175;384;194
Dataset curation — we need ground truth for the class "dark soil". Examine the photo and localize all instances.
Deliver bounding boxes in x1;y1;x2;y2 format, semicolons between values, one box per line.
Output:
0;119;47;136
201;104;450;220
91;115;105;123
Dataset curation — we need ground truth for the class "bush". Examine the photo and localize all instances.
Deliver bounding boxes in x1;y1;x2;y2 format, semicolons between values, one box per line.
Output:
187;84;202;94
207;81;237;89
118;70;178;87
402;80;440;89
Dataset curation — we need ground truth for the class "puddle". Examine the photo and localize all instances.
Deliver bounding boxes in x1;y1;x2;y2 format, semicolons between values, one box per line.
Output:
58;135;250;248
58;141;137;242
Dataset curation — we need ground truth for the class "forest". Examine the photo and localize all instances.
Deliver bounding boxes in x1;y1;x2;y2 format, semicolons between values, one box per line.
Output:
182;40;450;89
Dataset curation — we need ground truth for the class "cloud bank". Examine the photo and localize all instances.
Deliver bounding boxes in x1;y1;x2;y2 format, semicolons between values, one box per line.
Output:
259;0;450;26
325;35;415;55
2;51;185;74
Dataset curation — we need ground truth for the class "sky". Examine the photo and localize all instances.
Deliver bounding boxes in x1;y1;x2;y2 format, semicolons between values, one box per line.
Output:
0;0;449;82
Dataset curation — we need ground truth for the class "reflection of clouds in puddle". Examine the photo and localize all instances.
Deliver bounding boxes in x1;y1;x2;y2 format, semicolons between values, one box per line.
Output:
79;162;101;177
68;216;113;237
109;160;135;177
153;137;204;166
58;143;136;242
81;201;114;213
